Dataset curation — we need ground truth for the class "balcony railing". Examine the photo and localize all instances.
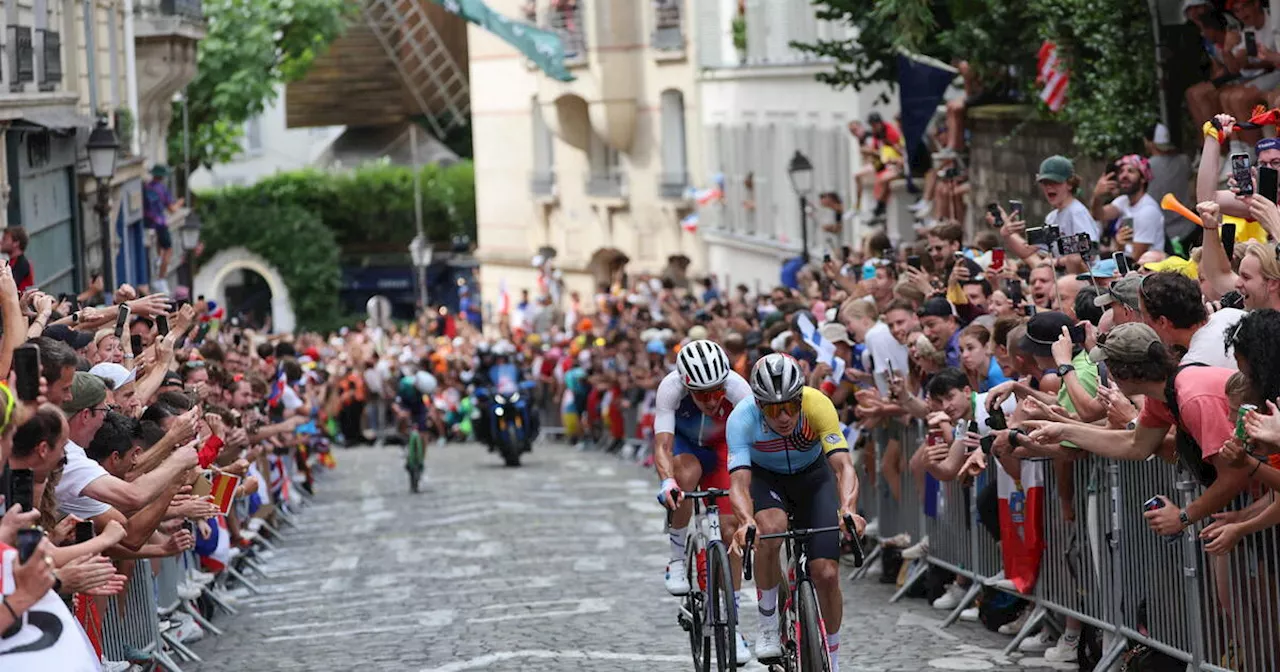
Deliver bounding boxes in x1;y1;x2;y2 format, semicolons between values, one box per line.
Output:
38;30;60;91
531;171;555;197
546;1;586;65
8;25;33;92
586;169;625;199
158;0;203;19
651;0;684;52
658;172;689;199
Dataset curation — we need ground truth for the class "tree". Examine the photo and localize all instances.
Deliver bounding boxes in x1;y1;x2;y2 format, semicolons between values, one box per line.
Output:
168;0;351;176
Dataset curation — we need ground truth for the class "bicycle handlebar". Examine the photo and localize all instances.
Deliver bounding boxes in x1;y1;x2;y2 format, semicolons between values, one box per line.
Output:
682;488;731;500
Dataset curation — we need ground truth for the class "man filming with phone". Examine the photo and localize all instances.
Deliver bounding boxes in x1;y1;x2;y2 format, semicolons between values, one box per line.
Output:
1090;154;1165;259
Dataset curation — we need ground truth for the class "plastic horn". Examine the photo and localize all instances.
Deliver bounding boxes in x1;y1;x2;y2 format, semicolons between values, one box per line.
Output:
1161;193;1203;226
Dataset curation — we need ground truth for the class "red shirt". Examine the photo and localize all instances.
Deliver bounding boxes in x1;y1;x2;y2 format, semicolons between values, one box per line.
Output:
9;254;32;292
1137;366;1235;460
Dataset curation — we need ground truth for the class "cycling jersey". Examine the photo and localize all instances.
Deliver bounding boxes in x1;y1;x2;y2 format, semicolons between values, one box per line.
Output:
653;370;752;447
726;386;849;474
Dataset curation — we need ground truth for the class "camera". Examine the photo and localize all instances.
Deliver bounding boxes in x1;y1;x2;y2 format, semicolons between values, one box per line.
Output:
1025;224;1060;247
1054;233;1095;259
987;405;1008;431
1220;290;1245;310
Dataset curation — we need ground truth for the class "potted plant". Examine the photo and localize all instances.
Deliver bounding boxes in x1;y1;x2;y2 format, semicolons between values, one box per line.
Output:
731;13;746;63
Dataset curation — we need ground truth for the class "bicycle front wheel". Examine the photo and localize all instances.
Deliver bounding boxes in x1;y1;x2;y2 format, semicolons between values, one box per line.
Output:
707;542;737;671
797;580;830;672
407;432;424;492
686;541;709;672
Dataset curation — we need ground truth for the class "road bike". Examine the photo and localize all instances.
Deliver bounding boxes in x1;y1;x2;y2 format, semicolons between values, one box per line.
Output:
743;513;864;672
672;488;737;671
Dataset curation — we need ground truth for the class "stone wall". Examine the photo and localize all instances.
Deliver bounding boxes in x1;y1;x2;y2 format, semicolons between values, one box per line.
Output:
967;105;1104;232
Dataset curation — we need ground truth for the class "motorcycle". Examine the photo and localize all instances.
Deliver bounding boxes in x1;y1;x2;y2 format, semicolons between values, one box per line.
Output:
474;382;538;467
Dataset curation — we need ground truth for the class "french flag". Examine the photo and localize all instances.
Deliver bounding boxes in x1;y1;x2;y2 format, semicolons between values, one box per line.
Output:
195;515;232;573
266;369;287;408
997;458;1046;593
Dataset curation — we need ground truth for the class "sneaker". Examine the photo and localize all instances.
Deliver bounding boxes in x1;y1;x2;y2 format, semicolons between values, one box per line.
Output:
177;580;201;601
909;199;932;214
998;608;1030;636
188;569;216;586
664;560;690;596
755;628;782;660
959;607;979;622
100;658;131;672
735;632;752;665
1018;629;1056;653
932;583;965;610
169;614;204;644
991;578;1017;592
1044;633;1080;663
901;536;930;560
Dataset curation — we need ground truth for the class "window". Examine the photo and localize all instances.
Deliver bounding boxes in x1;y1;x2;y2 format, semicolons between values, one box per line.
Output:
244;116;263;154
531;97;555;195
586;132;622;198
659;89;687;198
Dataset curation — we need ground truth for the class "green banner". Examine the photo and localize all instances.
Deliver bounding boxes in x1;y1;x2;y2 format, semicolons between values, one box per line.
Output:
434;0;575;82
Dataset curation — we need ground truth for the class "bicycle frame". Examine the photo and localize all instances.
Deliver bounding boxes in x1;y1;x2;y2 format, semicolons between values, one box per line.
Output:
676;490;727;628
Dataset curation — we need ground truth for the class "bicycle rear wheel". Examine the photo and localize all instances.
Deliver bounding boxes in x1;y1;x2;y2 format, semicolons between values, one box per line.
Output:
407;432;424;492
797;580;830;672
707;542;737;671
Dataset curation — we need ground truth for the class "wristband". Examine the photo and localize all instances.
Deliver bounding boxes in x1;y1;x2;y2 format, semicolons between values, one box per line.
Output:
1;597;16;621
1203;120;1229;147
1251;455;1265;477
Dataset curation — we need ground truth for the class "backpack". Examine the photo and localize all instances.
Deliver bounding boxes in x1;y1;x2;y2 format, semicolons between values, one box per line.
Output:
977;586;1027;632
1163;363;1217;487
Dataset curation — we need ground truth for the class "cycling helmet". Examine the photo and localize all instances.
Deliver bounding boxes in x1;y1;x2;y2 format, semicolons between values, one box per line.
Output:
676;339;730;391
414;370;438;395
749;353;804;403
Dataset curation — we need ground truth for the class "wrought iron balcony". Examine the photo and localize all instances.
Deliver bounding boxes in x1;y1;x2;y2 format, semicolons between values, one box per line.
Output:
586;169;626;199
38;30;60;91
651;0;684;52
158;0;203;19
8;25;33;92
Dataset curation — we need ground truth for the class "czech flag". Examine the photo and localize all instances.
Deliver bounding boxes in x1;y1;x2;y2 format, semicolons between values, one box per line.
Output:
997;459;1046;593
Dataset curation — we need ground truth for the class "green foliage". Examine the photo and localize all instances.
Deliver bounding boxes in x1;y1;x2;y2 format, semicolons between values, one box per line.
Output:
169;0;350;174
731;14;746;53
197;199;341;331
794;0;1156;157
197;161;476;250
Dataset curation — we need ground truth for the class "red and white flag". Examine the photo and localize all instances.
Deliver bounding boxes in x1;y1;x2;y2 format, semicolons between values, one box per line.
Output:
1037;41;1068;113
997;459;1046;593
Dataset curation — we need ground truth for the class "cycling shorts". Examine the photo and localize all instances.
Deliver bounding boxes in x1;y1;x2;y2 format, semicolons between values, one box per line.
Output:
749;459;840;561
674;434;733;516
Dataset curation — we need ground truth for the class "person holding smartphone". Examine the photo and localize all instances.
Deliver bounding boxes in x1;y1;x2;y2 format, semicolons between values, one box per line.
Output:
1089;154;1165;259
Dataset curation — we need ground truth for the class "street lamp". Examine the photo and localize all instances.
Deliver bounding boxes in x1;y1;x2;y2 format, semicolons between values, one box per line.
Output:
179;212;202;250
86;118;120;289
787;150;814;263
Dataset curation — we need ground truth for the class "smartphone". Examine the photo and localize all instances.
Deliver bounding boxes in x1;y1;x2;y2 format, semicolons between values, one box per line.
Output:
1232;153;1254;196
1261;166;1279;203
823;253;832;264
1113;251;1130;276
907;255;922;270
987;202;1003;226
991;248;1006;272
114;304;131;338
233;333;243;347
1223;222;1238;258
69;296;79;313
156;314;170;337
840;245;851;262
130;334;143;357
955;419;970;442
1221;289;1245;310
8;468;33;512
1247;30;1259;58
1142;496;1165;512
1009;200;1024;220
1118;216;1134;232
1005;279;1024;305
15;527;42;563
13;343;39;402
1024;304;1037;317
74;521;95;544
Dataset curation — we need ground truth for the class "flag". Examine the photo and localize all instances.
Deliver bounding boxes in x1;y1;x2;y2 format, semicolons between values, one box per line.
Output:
694;186;723;207
1037;41;1068;112
432;0;574;81
195;515;232;573
997;459;1046;593
266;369;287;408
794;314;836;365
680;213;699;233
498;278;511;315
209;472;241;516
895;51;958;191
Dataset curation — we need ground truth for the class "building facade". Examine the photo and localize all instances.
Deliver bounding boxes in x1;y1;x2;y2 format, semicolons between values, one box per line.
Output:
471;0;704;310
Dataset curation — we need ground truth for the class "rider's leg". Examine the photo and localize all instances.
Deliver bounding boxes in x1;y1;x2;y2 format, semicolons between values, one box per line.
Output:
669;454;704;554
753;508;789;630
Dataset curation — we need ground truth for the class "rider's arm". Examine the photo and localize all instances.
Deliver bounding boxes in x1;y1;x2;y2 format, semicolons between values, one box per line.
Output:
725;404;756;529
827;449;859;515
651;374;682;483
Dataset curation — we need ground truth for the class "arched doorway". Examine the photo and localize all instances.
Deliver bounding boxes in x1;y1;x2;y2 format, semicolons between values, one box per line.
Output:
193;248;296;333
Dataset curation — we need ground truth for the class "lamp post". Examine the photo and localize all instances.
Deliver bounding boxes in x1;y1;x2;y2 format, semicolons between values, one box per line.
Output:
86;118;120;289
787;150;814;263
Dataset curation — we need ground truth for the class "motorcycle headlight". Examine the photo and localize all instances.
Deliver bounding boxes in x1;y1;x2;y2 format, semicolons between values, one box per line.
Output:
510;393;521;403
495;395;507;405
494;407;505;417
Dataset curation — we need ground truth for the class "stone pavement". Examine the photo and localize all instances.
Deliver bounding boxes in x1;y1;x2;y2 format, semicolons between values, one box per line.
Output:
187;440;1070;672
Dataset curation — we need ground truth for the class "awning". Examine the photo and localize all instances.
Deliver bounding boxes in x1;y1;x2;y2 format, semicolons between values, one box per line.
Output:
10;107;95;135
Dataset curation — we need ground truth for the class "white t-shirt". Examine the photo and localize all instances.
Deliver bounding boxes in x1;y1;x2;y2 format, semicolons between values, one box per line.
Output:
1184;308;1244;369
864;321;910;397
653;370;752;435
53;441;112;520
282;385;304;412
1232;12;1279;78
1110;193;1165;256
0;568;101;672
1046;199;1099;242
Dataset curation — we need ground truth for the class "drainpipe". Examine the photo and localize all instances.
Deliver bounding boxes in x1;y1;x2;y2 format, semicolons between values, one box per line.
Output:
83;0;98;112
123;0;139;154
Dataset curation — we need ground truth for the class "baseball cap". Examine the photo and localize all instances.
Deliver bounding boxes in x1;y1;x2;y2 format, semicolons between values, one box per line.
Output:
867;112;883;124
1258;137;1280;155
1019;311;1080;357
61;372;107;415
160;371;184;390
1093;275;1142;310
688;325;709;341
1089;322;1161;364
820;322;854;347
44;324;94;351
88;362;136;390
1151;123;1175;151
1036;155;1075;184
1077;258;1118;280
917;296;956;319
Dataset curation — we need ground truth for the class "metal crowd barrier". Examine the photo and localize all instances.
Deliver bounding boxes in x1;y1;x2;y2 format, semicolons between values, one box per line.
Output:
850;435;1280;672
101;559;184;672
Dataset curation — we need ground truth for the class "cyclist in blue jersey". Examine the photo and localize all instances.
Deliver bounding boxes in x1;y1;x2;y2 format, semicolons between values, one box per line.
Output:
653;340;753;663
728;354;864;668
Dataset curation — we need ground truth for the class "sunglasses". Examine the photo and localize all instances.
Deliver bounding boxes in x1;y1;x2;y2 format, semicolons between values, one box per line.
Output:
690;387;726;405
761;399;802;420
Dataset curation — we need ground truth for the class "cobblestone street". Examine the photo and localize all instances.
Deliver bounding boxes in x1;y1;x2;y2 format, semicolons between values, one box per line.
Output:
188;441;1065;672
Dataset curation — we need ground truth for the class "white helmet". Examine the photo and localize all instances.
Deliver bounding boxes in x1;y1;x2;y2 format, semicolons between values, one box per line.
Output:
414;370;438;395
749;353;804;403
676;340;730;391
